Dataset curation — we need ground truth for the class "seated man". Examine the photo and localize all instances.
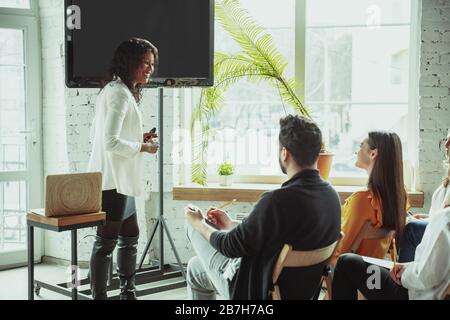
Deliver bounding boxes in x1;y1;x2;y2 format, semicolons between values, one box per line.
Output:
184;115;341;300
399;128;450;262
332;207;450;300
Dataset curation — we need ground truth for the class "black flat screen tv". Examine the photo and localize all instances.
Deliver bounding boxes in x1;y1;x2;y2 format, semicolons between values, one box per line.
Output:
65;0;214;88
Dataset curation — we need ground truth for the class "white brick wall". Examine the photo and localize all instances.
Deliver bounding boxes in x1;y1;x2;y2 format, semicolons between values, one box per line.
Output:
38;0;153;262
418;0;450;212
37;0;239;264
37;0;450;264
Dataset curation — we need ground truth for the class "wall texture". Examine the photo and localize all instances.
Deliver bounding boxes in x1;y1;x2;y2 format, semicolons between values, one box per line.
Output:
417;0;450;211
38;0;450;264
38;0;255;265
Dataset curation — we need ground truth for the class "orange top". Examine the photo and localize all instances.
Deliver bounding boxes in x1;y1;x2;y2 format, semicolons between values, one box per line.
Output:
331;190;409;266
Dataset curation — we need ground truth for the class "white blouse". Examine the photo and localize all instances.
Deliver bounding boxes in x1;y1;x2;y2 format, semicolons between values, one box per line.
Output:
401;207;450;300
87;79;144;197
429;183;450;216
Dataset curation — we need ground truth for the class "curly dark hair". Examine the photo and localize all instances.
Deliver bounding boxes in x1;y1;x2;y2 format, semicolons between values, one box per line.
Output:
279;115;322;166
103;37;159;104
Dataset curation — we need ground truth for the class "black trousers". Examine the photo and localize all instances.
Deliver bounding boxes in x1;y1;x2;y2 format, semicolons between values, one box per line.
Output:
332;253;409;300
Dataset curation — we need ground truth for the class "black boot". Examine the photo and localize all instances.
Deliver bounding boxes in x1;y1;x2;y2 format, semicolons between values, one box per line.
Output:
117;235;139;300
89;236;117;300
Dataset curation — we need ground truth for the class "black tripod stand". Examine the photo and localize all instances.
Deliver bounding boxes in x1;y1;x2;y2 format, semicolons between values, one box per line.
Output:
133;88;187;295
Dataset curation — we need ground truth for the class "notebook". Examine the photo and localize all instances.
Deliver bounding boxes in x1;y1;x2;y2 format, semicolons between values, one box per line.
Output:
362;256;394;269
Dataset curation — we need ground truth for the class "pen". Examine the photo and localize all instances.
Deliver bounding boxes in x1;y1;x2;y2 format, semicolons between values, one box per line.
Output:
217;199;237;210
392;238;397;274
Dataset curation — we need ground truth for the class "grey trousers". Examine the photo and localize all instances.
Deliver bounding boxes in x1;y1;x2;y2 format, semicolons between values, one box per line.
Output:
185;222;232;300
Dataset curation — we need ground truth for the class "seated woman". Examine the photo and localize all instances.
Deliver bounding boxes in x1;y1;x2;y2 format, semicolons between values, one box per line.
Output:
399;128;450;262
331;132;408;266
332;207;450;300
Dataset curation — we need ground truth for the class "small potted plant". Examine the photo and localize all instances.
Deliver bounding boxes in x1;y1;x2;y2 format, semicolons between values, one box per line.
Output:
218;161;235;186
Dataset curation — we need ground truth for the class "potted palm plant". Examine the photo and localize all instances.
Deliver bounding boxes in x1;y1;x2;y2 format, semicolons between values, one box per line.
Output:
191;0;333;185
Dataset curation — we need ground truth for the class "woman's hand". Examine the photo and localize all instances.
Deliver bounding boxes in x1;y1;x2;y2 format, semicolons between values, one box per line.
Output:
413;213;429;220
206;208;239;230
406;213;429;224
141;140;159;154
390;263;407;286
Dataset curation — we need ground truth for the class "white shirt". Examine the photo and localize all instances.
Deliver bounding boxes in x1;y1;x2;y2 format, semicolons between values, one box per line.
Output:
401;207;450;300
87;79;144;196
429;183;450;216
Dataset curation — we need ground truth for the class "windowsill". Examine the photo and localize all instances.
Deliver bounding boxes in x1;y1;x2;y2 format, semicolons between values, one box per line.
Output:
173;183;425;208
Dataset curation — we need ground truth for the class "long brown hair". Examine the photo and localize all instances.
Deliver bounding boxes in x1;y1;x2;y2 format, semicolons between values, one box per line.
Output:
102;38;159;104
367;131;406;245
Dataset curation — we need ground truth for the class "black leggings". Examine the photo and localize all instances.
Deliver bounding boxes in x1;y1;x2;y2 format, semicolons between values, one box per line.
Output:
332;253;409;300
98;190;139;239
97;213;139;239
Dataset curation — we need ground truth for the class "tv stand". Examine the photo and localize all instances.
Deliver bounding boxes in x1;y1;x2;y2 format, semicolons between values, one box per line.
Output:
135;87;187;295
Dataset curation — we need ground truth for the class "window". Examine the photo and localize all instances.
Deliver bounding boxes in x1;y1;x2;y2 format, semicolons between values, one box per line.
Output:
305;0;412;178
0;0;30;9
0;28;27;172
186;0;417;184
0;3;42;267
200;0;296;179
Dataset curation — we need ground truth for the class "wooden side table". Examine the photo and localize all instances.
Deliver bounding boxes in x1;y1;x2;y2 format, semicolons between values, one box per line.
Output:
27;211;106;300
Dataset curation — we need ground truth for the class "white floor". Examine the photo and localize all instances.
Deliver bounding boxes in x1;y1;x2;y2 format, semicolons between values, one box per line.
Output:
0;263;326;300
0;263;188;300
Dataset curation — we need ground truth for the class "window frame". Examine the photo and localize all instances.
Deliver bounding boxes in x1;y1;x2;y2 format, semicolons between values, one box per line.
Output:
180;0;420;188
0;0;36;15
0;0;43;269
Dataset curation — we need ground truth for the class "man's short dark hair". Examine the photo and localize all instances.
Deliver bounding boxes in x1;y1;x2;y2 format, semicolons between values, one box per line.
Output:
279;115;322;166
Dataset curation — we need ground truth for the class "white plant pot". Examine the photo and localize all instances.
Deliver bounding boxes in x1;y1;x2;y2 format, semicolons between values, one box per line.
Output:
219;175;233;186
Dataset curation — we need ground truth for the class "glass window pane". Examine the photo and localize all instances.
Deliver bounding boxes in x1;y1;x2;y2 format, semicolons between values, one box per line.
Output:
207;85;286;176
0;29;27;171
0;0;30;9
207;0;295;176
306;27;410;103
305;0;411;178
195;0;412;180
0;28;24;65
0;181;27;251
310;103;408;178
307;0;411;27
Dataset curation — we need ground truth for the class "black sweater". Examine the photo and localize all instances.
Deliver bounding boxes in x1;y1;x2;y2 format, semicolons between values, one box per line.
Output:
210;169;341;300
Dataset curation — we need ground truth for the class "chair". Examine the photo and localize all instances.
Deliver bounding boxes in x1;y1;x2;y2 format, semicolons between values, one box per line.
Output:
349;220;395;254
27;211;106;300
271;234;342;300
323;221;395;300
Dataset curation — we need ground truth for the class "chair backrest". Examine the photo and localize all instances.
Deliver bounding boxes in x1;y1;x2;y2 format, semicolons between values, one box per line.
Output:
271;233;343;300
350;220;395;253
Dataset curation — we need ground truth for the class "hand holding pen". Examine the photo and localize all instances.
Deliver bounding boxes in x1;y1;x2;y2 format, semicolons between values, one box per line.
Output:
389;238;407;286
206;199;238;230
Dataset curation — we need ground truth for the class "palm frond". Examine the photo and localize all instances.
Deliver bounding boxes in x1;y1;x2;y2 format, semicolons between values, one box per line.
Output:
274;77;311;117
191;0;311;185
216;0;289;76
